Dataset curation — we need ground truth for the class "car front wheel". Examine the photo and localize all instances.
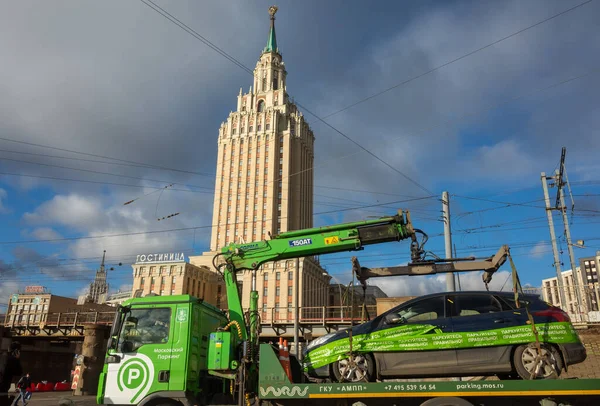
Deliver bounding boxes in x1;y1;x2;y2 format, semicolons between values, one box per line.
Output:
332;353;375;383
513;343;562;380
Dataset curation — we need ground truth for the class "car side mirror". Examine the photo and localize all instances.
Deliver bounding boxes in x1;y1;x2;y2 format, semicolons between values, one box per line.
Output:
385;314;403;324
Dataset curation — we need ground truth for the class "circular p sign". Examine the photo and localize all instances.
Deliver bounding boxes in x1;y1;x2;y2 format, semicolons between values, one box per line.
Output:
117;356;154;403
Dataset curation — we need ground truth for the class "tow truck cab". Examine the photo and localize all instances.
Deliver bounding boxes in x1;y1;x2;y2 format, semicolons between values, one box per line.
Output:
97;295;228;406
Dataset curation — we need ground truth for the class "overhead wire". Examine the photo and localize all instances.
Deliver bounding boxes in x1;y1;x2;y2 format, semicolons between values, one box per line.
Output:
0;136;213;178
138;0;433;195
0;195;437;245
320;0;595;118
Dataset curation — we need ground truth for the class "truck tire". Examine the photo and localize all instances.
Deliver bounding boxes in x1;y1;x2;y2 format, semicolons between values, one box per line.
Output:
513;343;562;380
332;353;375;383
420;397;473;406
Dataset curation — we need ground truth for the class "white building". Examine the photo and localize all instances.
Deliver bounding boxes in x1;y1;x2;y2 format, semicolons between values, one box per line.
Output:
542;268;589;314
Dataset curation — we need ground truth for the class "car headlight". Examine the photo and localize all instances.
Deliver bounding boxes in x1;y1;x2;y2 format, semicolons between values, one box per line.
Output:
304;332;338;354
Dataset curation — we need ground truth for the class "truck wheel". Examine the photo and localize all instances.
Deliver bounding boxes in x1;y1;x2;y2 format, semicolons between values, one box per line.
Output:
332;353;375;383
513;343;562;380
420;397;473;406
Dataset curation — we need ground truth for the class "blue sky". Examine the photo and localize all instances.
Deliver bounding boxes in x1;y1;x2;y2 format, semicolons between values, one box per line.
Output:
1;0;599;309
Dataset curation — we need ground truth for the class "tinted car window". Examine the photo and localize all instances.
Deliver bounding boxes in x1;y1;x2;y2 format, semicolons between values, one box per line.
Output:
395;296;445;322
455;295;502;317
499;295;547;311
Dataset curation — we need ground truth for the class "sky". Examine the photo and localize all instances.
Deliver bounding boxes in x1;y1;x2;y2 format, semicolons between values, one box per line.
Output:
0;0;599;310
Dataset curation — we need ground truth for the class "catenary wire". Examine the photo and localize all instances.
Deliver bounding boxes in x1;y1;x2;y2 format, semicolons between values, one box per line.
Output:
138;0;433;195
321;0;595;118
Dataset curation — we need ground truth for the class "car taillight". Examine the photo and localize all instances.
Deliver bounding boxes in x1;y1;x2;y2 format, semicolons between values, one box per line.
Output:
533;307;571;322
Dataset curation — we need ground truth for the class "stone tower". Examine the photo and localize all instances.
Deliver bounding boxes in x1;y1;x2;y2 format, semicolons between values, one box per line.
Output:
190;6;329;319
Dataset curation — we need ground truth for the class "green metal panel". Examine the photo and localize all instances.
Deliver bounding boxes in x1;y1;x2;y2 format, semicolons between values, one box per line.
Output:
257;379;600;400
208;331;234;371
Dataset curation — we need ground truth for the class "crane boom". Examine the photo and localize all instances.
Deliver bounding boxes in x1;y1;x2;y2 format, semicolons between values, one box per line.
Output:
219;210;423;271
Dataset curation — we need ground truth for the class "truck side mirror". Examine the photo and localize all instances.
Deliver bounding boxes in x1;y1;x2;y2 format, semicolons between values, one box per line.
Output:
107;336;118;350
122;340;135;353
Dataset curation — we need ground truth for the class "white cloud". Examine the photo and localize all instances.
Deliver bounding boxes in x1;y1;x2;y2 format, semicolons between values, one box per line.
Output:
529;241;550;259
23;194;104;230
31;227;63;241
371;270;512;297
112;284;133;295
0;281;19;309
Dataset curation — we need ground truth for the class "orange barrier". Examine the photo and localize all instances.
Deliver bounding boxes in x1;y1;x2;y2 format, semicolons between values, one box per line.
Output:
282;339;292;381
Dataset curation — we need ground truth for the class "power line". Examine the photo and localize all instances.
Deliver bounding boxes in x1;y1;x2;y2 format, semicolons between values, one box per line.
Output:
0;195;436;245
453;195;547;209
0;148;213;176
0;156;215;191
321;0;595;118
138;0;433;195
0;171;212;193
0;136;213;178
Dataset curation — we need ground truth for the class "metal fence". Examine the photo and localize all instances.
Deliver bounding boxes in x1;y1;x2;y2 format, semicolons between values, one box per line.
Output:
259;305;378;324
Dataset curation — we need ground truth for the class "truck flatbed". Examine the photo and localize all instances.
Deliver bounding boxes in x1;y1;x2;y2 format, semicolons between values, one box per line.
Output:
257;344;600;406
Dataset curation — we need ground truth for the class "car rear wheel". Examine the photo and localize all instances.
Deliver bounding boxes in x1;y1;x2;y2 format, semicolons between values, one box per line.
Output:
513;343;562;380
332;353;375;383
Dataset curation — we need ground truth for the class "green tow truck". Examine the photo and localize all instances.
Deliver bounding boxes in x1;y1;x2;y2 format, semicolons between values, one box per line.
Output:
97;210;600;406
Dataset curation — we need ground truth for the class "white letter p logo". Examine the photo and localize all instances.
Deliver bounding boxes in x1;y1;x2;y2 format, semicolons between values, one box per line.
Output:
127;368;140;385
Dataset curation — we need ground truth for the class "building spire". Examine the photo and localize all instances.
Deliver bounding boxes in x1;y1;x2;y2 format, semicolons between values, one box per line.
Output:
264;5;278;53
100;249;106;272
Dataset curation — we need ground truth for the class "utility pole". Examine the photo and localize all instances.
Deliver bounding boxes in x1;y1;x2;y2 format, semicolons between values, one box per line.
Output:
442;191;455;291
541;172;568;310
556;147;585;316
454;243;462;291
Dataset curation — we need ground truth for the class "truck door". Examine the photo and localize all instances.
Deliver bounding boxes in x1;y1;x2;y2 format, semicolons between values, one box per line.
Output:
103;306;174;405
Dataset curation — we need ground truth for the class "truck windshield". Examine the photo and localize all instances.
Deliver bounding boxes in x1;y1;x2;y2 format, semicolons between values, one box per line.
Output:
117;307;171;352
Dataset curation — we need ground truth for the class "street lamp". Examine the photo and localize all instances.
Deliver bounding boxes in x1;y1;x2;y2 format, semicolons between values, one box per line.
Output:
323;273;344;321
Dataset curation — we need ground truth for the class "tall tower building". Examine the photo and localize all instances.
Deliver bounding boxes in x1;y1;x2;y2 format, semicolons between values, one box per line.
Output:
88;250;109;304
190;6;330;321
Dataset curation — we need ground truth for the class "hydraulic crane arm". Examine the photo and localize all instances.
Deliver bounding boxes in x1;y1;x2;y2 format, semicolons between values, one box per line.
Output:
352;244;510;287
218;210;424;271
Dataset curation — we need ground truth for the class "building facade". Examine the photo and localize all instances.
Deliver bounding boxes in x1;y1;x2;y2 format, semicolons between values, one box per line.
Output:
542;268;594;314
3;287;114;327
579;253;600;312
131;253;226;309
189;7;329;320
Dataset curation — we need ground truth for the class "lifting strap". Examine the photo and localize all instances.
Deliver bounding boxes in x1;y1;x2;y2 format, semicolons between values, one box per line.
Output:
508;252;552;379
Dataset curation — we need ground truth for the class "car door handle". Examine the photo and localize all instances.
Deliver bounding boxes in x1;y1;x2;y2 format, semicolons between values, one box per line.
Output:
494;318;508;323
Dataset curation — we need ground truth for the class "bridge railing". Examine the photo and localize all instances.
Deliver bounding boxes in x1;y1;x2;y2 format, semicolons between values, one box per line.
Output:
4;311;116;328
259;305;377;324
4;305;379;329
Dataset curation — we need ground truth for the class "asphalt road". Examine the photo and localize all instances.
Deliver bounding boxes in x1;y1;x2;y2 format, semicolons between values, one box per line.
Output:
8;392;96;406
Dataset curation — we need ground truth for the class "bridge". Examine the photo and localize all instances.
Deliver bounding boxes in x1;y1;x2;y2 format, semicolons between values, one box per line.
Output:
3;305;377;339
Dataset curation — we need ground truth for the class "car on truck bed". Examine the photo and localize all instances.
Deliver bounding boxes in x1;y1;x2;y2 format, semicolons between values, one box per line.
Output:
303;291;586;382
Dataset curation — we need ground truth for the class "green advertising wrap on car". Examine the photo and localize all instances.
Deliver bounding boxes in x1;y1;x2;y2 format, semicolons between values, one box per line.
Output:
302;322;579;371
